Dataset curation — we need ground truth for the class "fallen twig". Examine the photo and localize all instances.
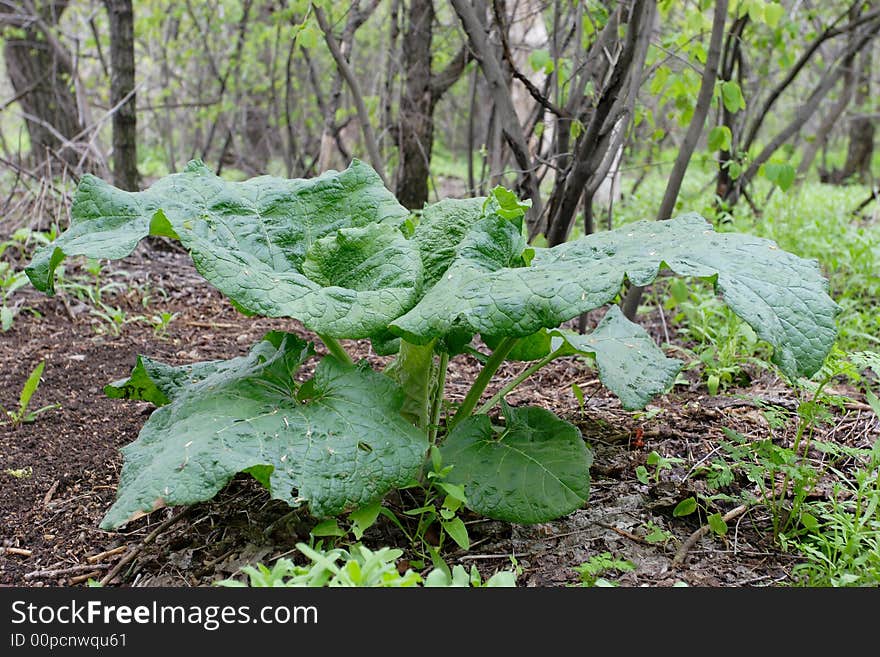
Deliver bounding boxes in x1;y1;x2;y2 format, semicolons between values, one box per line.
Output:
99;507;192;586
672;504;750;567
42;480;60;507
70;572;103;586
598;522;655;546
24;563;110;580
0;547;32;557
86;546;127;564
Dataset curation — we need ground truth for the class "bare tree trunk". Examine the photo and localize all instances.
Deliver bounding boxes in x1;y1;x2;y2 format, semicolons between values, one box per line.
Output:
1;1;90;169
797;59;855;178
714;15;747;205
313;4;386;182
396;0;435;209
544;0;655;247
842;45;875;183
396;0;471;209
315;1;380;173
104;0;138;190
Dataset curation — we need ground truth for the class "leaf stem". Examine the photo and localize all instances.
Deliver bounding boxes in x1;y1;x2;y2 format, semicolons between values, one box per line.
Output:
319;334;354;365
449;337;518;429
476;348;561;415
428;351;449;444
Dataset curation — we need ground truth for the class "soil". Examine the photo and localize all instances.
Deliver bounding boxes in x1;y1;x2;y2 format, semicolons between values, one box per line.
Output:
1;243;877;588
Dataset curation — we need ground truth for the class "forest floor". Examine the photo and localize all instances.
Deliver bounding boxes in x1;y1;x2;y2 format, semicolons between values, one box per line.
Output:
1;243;877;588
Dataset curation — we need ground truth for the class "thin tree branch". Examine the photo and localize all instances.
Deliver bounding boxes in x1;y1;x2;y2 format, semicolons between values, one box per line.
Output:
450;0;543;220
312;4;386;183
429;43;473;98
741;1;878;154
490;0;569;118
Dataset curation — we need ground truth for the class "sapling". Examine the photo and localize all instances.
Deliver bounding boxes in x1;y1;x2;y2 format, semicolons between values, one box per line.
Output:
26;160;839;530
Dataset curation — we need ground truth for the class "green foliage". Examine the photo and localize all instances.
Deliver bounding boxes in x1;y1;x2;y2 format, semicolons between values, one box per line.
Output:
0;228;54;332
0;361;59;428
216;542;517;587
26;161;838;535
98;333;427;529
662;278;773;394
573;552;636;587
719;81;746;114
707;126;732;153
729;183;880;352
789;438;880;587
762;161;797;191
440;402;592;523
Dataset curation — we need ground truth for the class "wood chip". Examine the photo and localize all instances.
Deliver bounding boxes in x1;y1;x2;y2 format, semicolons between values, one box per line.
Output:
0;547;32;557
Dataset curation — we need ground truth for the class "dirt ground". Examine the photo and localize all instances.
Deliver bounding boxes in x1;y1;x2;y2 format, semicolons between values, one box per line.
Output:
1;243;877;587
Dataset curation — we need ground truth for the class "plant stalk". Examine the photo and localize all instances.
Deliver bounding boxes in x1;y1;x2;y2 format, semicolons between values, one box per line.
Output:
428;351;449;444
449;337;518;428
319;334;353;365
475;349;561;415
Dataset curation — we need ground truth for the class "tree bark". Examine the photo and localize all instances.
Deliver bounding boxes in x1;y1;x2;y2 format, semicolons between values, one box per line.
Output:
544;0;655;247
396;0;471;209
396;0;435;209
827;5;875;185
1;1;88;169
313;4;386;183
314;0;380;173
103;0;138;190
840;45;874;183
714;15;747;204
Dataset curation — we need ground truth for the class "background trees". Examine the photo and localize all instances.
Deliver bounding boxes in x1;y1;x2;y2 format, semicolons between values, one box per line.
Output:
1;0;877;238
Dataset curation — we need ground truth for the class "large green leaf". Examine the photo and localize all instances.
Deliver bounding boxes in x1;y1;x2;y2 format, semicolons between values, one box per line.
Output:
100;332;427;529
392;214;838;379
440;403;592;524
26;160;418;338
553;306;682;410
413;197;485;289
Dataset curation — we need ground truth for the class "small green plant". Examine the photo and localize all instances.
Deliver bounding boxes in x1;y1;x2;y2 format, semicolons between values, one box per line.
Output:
643;520;674;545
785;353;880;586
89;299;146;336
4;466;33;479
25;160;838;534
1;361;59;428
573;552;636;587
636;450;684;484
0;228;52;332
149;310;178;338
688;350;867;544
216;542;517;587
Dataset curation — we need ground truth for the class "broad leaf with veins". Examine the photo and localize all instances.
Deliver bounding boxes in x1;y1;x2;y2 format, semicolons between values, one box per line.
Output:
440;402;592;524
100;332;427;529
392;213;838;380
26;159;417;339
